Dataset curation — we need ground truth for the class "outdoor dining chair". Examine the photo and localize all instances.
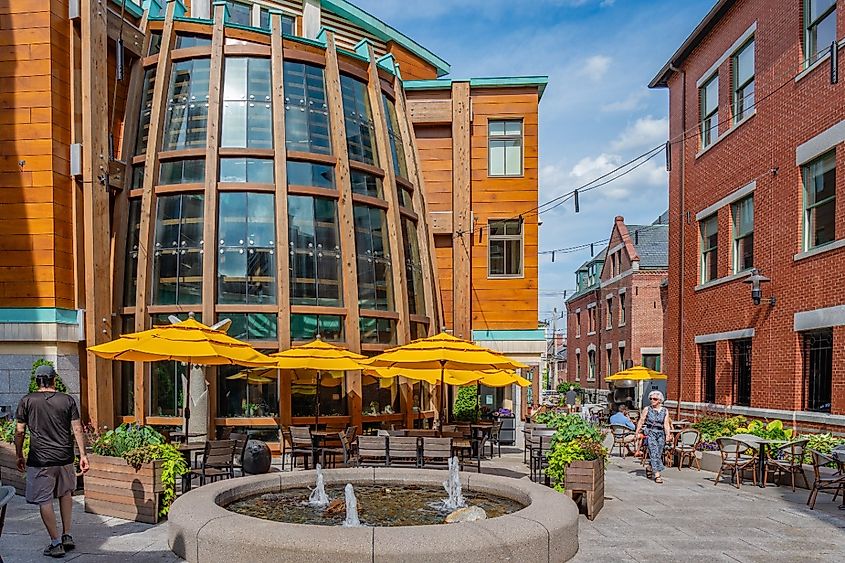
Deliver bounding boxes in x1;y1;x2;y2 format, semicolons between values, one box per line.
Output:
289;426;315;470
609;424;636;458
185;439;236;491
421;437;452;469
278;426;293;471
488;420;504;458
714;437;757;489
320;431;350;468
229;432;249;475
764;439;810;491
529;430;556;483
807;449;844;510
358;435;389;467
388;436;420;467
673;429;701;471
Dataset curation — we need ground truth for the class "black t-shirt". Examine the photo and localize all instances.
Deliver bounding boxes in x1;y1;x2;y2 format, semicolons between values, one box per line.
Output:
15;392;80;467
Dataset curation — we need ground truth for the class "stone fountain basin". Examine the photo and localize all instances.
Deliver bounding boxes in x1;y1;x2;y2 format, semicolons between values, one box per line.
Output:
168;467;580;563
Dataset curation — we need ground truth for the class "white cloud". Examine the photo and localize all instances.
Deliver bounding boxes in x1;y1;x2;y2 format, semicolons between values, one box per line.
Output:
609;115;668;151
569;152;667;200
580;55;612;81
601;90;648;112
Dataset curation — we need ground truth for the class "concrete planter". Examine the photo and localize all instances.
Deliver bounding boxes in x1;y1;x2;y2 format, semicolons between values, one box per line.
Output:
84;454;164;524
0;442;25;494
564;458;604;520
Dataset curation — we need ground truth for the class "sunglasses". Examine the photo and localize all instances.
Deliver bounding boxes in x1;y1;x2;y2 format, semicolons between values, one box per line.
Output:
650;397;660;401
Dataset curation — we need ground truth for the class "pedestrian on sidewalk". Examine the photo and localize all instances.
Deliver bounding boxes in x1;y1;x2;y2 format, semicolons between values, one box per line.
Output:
634;390;672;484
15;365;89;558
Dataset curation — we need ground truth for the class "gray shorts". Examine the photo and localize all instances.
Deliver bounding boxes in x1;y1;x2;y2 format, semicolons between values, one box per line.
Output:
25;464;76;505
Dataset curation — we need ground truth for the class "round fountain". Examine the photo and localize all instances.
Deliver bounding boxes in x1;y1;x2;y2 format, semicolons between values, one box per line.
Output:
168;462;580;562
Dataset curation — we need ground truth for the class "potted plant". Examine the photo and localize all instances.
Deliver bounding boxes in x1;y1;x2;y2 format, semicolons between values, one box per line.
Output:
85;424;187;523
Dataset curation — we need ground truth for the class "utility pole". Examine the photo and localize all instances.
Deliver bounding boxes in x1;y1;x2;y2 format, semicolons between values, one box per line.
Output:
551;307;558;390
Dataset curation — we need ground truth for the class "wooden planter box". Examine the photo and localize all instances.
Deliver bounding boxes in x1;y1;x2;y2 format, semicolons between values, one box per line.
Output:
564;459;604;520
0;442;26;495
84;454;164;524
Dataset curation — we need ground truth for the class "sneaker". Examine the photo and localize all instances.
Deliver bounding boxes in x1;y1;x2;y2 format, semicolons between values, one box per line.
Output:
61;535;75;551
42;543;65;558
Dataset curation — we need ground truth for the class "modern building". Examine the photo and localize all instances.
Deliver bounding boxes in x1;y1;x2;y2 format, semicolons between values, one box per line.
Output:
565;214;668;399
650;0;845;431
0;0;546;436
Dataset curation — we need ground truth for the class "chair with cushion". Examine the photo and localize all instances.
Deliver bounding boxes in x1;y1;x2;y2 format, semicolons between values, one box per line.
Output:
674;429;701;471
289;426;315;470
714;437;757;489
358;435;389;467
388;436;420;467
807;449;844;509
422;437;453;469
764;439;810;491
609;424;636;458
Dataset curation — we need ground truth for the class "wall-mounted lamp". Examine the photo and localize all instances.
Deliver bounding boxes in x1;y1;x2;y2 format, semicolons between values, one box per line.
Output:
743;268;775;306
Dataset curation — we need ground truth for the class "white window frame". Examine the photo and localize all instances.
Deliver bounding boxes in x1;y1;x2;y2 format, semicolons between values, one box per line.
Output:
731;195;754;273
575;352;581;381
487;119;523;177
802;150;837;251
587;350;596;381
732;37;755;124
699;73;719;149
700;214;719;283
575;311;581;338
804;0;838;68
487;219;524;278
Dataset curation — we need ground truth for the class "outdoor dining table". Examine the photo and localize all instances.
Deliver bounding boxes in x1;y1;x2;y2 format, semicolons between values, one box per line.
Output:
310;429;340;467
733;435;786;488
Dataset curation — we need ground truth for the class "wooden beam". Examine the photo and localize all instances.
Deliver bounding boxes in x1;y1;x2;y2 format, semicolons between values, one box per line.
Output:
393;74;440;334
451;81;471;340
406;98;452;124
107;8;145;58
323;32;362;431
81;0;115;429
366;45;409;345
134;1;178;423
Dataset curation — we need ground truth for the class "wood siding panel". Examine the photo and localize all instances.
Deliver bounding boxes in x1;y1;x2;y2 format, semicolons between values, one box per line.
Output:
387;41;437;81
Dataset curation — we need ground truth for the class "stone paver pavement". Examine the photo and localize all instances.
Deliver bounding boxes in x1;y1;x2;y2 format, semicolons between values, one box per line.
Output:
1;447;843;562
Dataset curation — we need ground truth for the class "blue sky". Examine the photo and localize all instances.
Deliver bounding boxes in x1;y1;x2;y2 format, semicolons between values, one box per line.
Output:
355;0;714;324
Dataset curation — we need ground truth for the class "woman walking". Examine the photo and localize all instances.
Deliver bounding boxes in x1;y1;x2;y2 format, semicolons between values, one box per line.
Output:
635;390;672;484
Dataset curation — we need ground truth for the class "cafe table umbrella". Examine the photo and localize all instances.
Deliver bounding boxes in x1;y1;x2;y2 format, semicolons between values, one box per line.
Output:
361;332;528;426
269;339;367;427
605;365;668;382
88;316;276;437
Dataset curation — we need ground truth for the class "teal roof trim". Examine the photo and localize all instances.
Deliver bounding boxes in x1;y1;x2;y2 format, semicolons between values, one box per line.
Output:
377;53;397;75
353;38;374;59
175;16;214;24
112;0;145;18
0;308;80;325
224;21;272;36
472;329;545;342
404;76;549;100
320;0;450;77
287;33;329;49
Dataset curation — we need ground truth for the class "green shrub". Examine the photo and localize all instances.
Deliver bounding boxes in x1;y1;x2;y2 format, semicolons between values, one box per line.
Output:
545;437;607;491
453;385;478;422
91;423;165;458
28;359;67;393
799;432;845;464
0;419;29;457
736;419;793;441
556;382;582;394
123;443;188;517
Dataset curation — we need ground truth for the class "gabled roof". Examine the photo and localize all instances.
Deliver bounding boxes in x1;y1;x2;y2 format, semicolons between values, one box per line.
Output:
624;222;668;270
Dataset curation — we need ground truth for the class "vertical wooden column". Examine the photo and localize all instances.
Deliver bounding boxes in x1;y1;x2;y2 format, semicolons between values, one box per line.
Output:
451;82;471;341
392;74;440;334
134;1;178;423
323;32;362;430
80;0;114;429
366;46;410;345
270;10;292;428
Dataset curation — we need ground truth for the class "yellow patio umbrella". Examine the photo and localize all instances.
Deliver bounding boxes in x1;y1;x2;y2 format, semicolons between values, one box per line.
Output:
606;365;668;382
270;339;367;425
361;332;528;425
226;370;276;385
89;315;276;436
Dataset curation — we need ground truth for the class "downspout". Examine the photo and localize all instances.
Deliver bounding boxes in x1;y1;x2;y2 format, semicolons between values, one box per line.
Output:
669;63;686;420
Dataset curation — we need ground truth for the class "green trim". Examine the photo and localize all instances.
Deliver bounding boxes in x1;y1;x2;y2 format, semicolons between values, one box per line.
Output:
0;308;80;325
112;0;145;18
404;76;549;100
320;0;450;77
286;33;329;49
472;329;545;342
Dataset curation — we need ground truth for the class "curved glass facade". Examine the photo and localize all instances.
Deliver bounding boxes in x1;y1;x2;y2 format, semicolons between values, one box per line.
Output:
121;14;437;431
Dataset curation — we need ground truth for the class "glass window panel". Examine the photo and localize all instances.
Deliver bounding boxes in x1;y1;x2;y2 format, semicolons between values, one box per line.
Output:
735;40;754;85
159;159;205;185
288;196;342;306
505;121;522;135
148;361;187;417
148;32;162;56
287;161;334;189
162;59;210;151
488;219;522;276
341;75;378;166
488;121;505;136
488;120;522;177
217;362;279;418
175;33;212;49
382;94;407;179
153;194;204;305
225;0;252;25
504;141;522;175
354;205;394;310
350;171;383;198
131;165;145;189
402;218;425;315
359;317;396;345
224;313;278;341
489;141;505;176
804;329;832;412
703;76;719;114
290;314;343;342
803;151;836;249
283;61;331;154
700;215;719;282
221;101;247;147
222;58;272;148
810;0;837;20
123;199;141;306
362;374;400;415
135;69;156;154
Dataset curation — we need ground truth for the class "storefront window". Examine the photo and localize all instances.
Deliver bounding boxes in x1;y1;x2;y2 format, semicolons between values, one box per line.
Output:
359;317;396;345
287;161;334;189
401;218;425;315
288;195;342;306
162;59;210;151
135;69;156;154
118;316;135;416
159;158;205;185
217;363;279;418
291;372;348;417
290;313;344;342
382;94;407;179
350;171;383;199
354;205;393;310
223;313;278;341
152;194;204;305
362;374;400;415
219;157;274;183
124;199;141;307
148;361;187;417
340;75;378;166
283;62;331;154
221;58;272;148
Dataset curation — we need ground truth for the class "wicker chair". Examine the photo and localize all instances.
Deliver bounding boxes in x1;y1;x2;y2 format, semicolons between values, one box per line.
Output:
609;424;636;458
714;437;757;489
764;439;810;491
673;429;701;470
807;449;844;509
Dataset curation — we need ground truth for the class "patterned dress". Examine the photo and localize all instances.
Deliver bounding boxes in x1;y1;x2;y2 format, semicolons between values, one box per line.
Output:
644;405;667;472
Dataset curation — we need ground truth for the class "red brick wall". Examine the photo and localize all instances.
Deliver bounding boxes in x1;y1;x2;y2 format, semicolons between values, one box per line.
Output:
565;289;602;387
662;0;845;417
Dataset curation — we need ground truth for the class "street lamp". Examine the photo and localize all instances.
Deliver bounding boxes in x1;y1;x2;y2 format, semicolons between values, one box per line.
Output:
743;268;773;306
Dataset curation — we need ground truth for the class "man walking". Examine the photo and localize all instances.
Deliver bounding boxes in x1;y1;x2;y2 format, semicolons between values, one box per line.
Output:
15;365;89;558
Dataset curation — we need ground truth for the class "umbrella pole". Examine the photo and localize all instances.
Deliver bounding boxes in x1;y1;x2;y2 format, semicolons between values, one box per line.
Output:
440;360;446;429
475;383;480;423
315;371;321;429
184;365;191;438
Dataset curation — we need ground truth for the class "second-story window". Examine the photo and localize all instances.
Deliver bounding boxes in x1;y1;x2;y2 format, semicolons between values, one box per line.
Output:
732;38;755;122
221;58;272;149
488;120;523;176
732;195;754;272
259;7;295;35
341;75;378;166
619;292;626;325
699;74;718;149
605;296;613;329
225;1;252;25
575;311;581;338
162;59;210;151
488;219;523;277
382;94;407;179
700;215;718;283
802;150;836;250
804;0;837;67
284;62;331;155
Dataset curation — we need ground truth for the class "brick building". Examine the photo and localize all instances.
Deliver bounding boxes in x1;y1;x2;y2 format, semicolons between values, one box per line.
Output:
565;214;668;398
650;0;845;431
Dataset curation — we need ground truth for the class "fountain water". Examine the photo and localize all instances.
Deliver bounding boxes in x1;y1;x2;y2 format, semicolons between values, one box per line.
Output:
342;484;361;527
308;464;329;508
442;456;466;510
